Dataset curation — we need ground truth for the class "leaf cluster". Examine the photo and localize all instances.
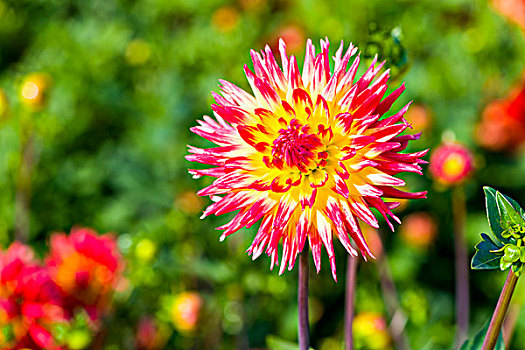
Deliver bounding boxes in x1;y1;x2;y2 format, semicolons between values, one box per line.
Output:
472;187;525;276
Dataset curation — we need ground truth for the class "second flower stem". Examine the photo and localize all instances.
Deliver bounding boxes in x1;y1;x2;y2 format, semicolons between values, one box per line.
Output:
298;245;310;350
453;186;469;347
482;270;519;350
344;254;358;350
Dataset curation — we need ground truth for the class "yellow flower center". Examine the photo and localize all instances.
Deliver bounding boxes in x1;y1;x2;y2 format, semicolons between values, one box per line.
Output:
442;153;466;179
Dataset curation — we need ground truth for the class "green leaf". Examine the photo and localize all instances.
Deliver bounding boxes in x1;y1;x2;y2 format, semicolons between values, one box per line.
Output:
484;187;507;244
472;233;504;270
266;335;315;350
496;191;525;229
460;319;505;350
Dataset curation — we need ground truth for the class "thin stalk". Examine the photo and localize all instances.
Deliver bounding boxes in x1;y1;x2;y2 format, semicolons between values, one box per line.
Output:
298;246;310;350
15;112;34;242
482;271;519;350
377;249;411;350
344;254;358;350
502;301;520;347
453;186;469;347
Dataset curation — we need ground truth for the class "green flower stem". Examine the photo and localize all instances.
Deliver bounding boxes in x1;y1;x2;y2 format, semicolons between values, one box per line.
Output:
482;270;519;350
298;245;310;350
15;110;34;242
344;254;358;350
453;186;469;346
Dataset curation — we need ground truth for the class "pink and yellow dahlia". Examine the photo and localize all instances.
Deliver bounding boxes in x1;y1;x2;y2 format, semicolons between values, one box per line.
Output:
46;227;124;323
0;242;64;350
187;38;427;280
429;142;474;186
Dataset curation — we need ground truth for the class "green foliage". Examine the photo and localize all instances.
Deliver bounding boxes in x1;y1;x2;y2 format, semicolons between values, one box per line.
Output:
471;233;502;270
474;188;525;276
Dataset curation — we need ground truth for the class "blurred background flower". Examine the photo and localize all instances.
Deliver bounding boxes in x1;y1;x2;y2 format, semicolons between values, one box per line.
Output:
46;227;124;325
399;212;437;250
429;142;475;186
476;75;525;152
0;242;64;349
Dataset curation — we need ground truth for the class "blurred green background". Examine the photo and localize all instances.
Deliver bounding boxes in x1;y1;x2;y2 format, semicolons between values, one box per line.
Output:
0;0;525;349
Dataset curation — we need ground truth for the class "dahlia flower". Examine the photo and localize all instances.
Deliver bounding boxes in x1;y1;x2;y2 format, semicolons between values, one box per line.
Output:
0;242;64;349
429;142;474;186
46;227;124;323
187;38;427;280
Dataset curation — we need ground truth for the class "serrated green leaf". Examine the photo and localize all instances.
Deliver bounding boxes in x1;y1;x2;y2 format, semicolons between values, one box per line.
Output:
496;192;525;229
266;335;315;350
471;233;504;270
459;319;505;350
484;187;507;245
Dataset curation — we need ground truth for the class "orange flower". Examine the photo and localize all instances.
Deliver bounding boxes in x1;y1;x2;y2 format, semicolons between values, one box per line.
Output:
46;227;124;323
477;78;525;152
400;212;437;249
212;6;239;33
404;104;432;133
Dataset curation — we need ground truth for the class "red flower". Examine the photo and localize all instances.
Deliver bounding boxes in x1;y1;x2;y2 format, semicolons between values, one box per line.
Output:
46;227;124;323
477;78;525;152
187;38;427;280
0;242;64;349
429;143;474;186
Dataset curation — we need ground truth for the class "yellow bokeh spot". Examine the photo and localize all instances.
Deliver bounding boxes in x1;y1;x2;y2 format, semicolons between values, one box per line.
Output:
21;82;39;100
353;312;391;350
170;292;202;333
125;39;152;66
442;153;466;179
19;73;51;109
211;6;239;33
135;238;157;262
